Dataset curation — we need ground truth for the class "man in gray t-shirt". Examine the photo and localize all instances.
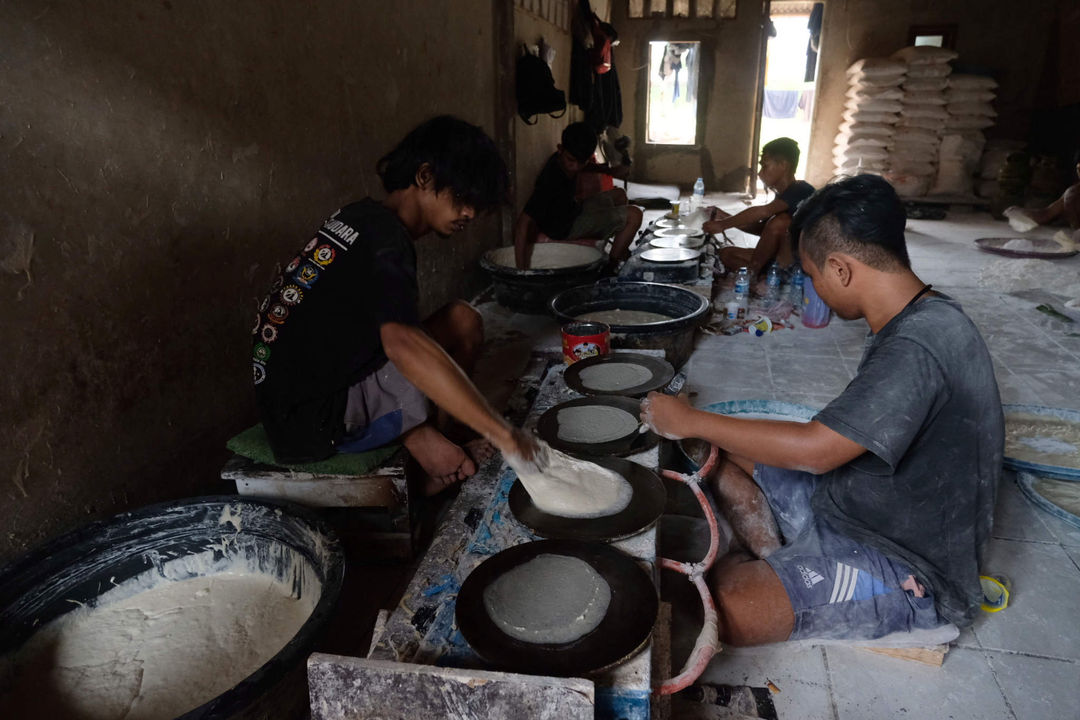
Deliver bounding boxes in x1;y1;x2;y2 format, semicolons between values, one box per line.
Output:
641;175;1003;645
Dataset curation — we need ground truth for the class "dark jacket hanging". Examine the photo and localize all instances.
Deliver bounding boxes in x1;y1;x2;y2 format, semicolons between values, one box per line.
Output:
569;0;623;133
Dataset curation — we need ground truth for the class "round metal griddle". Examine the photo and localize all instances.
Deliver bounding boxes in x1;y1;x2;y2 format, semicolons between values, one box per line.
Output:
649;234;706;250
974;237;1078;259
654;226;705;238
508;456;666;541
455;539;659;677
640;247;702;263
537;396;656;456
564;352;675;398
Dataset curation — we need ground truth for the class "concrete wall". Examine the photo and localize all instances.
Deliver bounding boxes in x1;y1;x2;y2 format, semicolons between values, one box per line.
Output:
0;0;501;564
611;1;768;193
805;0;1058;187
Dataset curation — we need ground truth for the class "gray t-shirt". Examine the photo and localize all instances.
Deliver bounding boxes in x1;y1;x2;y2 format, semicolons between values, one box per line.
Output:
811;295;1003;627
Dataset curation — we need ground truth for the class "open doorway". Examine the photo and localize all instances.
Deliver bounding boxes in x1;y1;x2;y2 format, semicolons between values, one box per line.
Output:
756;2;821;189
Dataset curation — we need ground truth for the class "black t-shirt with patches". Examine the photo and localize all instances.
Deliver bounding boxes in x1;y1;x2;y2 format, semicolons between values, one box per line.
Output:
523;152;578;239
252;199;419;463
811;296;1003;627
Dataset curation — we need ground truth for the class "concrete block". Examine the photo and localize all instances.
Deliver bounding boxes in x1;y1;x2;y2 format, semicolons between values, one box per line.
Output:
307;654;595;720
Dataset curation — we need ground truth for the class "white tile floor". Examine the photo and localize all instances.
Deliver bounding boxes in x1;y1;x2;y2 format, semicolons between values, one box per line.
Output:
474;200;1080;718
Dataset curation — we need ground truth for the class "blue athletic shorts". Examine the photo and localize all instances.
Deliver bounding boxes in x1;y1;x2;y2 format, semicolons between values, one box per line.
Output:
754;464;947;641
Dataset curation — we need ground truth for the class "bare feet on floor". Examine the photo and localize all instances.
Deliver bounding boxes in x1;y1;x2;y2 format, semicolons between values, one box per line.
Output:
402;424;477;496
464;437;497;466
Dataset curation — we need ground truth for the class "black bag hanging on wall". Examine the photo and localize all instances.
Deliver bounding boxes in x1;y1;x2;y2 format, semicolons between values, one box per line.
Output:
516;47;567;125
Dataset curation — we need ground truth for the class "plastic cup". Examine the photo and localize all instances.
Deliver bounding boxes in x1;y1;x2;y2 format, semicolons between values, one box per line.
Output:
801;275;832;328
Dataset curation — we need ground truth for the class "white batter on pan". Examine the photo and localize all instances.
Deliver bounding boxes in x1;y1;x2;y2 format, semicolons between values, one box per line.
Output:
1005;413;1080;469
505;441;632;519
557;405;640;444
0;553;318;720
576;309;674;325
578;362;653;392
483;554;611;644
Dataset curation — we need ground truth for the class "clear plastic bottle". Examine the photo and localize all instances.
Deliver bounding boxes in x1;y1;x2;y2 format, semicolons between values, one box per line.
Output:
788;266;805;307
692;177;705;212
765;263;782;303
733;266;750;320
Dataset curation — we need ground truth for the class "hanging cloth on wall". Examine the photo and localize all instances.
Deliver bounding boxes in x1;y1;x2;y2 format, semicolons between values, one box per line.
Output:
805;3;824;83
569;0;623;132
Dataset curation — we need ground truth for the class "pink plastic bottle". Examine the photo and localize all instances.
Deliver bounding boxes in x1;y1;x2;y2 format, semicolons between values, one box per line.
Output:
801;275;832;328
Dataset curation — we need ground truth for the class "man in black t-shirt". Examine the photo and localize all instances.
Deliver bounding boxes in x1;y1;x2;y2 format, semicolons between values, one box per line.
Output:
704;137;815;279
641;175;1003;645
513;122;642;270
253;116;538;495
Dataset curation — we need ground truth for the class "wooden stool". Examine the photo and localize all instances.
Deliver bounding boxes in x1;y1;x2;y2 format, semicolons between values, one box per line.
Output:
221;448;420;561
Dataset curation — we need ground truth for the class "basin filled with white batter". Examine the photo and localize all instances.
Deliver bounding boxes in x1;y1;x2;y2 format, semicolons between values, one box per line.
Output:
550;281;710;368
0;496;343;720
480;243;607;314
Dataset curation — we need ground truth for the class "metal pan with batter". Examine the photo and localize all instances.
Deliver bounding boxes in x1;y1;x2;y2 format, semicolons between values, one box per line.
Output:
508;456;665;542
455;539;659;677
564;352;675;398
536;396;658;456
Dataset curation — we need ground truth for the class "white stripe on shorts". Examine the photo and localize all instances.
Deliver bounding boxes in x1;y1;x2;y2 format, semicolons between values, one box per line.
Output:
829;563;860;604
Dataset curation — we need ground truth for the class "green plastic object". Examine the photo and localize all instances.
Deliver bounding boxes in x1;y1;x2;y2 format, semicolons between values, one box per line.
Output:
226;424;399;474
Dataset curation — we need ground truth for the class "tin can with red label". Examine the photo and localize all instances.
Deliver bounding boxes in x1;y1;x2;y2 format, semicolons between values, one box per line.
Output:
561;321;610;364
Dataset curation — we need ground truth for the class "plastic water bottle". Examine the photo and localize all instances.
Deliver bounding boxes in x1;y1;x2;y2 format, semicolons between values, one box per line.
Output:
732;266;750;320
764;263;782;303
692;177;705;212
788;266;805;307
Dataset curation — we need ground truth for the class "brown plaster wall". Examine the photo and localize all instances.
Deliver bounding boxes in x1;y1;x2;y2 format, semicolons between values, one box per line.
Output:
0;1;500;564
806;0;1058;187
612;1;768;193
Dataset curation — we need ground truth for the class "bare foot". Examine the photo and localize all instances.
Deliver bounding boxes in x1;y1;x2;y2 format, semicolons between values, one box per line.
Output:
464;438;497;466
401;424;477;496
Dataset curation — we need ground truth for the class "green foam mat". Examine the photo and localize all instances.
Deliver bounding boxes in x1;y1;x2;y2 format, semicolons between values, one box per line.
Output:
226;424;400;475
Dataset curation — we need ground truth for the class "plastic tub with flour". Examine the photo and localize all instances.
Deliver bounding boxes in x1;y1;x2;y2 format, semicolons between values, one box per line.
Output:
0;496;343;720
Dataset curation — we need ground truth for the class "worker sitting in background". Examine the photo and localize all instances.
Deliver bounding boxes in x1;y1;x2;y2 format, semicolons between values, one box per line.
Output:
703;137;815;280
1007;149;1080;232
514;121;642;271
642;175;1003;646
253;116;537;495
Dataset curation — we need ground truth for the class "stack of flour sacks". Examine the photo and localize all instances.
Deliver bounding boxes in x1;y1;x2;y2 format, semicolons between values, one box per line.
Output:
833;58;906;179
934;72;999;196
835;46;999;198
885;45;958;197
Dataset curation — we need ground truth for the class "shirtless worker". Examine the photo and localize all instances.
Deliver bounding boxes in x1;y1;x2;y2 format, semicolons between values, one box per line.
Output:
703;137;814;280
642;174;1003;645
514;122;642;271
1007;149;1080;234
252;116;537;495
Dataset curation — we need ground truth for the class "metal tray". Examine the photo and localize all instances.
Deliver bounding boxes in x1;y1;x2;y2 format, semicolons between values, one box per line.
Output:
508;456;666;542
564;352;675;398
974;237;1078;259
455;539;658;677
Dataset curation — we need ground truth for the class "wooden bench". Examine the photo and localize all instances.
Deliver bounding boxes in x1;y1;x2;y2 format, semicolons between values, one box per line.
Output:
221;449;420;561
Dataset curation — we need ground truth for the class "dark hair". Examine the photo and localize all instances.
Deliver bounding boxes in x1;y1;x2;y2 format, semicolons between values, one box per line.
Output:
561;122;598;162
791;174;911;271
376;115;509;212
761;137;800;171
